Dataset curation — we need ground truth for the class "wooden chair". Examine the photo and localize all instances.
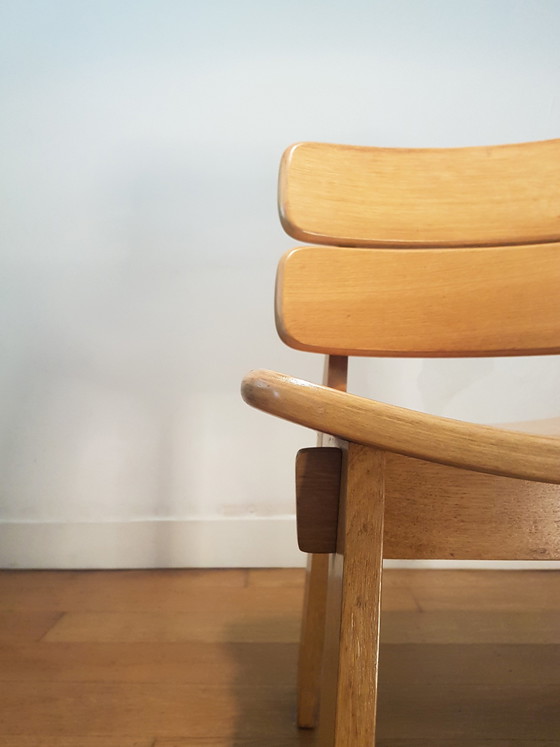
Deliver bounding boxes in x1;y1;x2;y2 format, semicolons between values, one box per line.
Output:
241;139;560;745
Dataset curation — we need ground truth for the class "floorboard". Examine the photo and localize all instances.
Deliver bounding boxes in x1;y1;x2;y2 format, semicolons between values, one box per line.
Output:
1;568;560;744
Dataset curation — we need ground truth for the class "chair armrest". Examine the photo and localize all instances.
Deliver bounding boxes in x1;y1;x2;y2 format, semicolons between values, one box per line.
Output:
241;369;560;484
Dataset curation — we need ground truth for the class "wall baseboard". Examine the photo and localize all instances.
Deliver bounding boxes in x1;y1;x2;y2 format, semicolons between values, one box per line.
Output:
2;518;560;570
0;517;306;569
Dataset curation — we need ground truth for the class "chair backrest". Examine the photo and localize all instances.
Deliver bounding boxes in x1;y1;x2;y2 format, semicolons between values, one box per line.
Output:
276;140;560;358
279;140;560;248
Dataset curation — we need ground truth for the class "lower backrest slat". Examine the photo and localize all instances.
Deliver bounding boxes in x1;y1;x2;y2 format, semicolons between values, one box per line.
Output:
276;243;560;357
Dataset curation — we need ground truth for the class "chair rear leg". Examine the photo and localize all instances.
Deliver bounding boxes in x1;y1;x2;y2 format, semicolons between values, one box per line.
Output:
297;552;330;727
317;444;386;746
298;354;348;728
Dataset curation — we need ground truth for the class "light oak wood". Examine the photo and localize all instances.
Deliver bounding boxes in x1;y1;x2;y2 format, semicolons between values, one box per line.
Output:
276;243;560;356
242;369;560;484
294;453;560;559
279;139;560;248
245;138;560;744
297;354;348;729
297;553;330;729
384;454;560;559
320;354;348;395
318;445;386;746
315;550;344;744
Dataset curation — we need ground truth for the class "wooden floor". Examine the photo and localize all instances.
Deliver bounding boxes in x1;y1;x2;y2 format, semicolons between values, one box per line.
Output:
1;569;560;746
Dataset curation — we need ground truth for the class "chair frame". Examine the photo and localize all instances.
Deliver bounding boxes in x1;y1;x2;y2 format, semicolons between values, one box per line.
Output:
242;139;560;745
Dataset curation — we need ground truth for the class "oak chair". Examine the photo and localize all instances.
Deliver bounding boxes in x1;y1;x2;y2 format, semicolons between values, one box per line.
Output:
241;139;560;745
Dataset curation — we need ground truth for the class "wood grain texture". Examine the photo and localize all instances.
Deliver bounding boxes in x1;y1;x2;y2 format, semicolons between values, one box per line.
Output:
0;610;62;643
42;608;300;644
296;448;342;553
155;740;313;746
279;139;560;248
0;569;247;613
318;445;386;745
297;354;348;729
276;243;560;357
241;369;560;485
291;453;560;560
377;743;559;747
297;553;330;728
247;568;305;587
335;445;385;745
385;569;560;611
315;534;344;744
383;453;560;560
3;569;560;744
322;355;348;392
0;641;298;685
375;683;560;741
0;740;152;747
0;681;299;740
380;609;560;644
254;138;560;744
378;642;560;685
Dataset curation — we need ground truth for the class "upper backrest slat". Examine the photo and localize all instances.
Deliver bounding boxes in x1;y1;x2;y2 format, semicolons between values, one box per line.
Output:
279;140;560;248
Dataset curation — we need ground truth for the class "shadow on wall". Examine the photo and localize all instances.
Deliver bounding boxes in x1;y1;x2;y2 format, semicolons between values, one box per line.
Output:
0;251;287;526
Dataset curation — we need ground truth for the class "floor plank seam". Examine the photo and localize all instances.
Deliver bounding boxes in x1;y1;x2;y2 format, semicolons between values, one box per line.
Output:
37;610;66;640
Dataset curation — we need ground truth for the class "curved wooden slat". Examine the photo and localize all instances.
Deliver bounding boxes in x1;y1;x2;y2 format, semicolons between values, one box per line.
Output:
279;139;560;248
241;369;560;485
276;244;560;357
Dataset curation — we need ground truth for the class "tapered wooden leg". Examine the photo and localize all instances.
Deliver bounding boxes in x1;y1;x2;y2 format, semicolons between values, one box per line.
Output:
317;444;386;746
297;552;330;727
297;355;348;728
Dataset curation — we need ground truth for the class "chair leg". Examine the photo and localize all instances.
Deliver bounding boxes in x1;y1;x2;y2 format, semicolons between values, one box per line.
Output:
317;444;386;746
298;354;348;728
297;552;330;727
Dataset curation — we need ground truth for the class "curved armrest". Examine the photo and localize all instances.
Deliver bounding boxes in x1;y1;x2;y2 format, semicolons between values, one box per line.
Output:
242;369;560;485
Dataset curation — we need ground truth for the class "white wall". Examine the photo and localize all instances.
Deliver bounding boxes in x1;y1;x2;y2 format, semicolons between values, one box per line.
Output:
1;0;560;567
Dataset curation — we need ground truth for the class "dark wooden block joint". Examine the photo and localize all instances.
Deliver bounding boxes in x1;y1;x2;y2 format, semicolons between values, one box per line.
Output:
295;447;342;553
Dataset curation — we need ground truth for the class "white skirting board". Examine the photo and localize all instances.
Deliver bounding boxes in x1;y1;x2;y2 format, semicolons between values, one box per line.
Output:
2;517;560;570
0;517;305;569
